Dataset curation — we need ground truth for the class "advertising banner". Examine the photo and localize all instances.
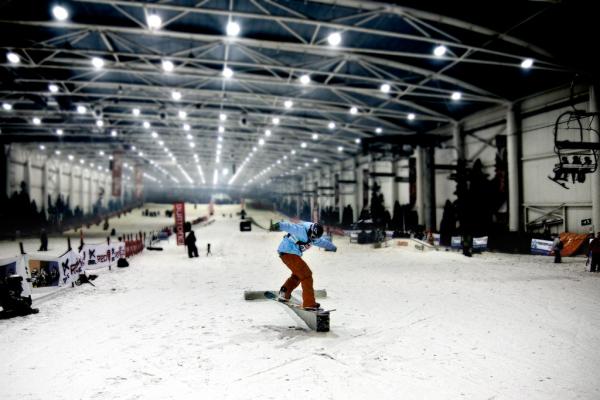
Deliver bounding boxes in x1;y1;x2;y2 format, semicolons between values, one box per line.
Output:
79;241;125;270
451;236;462;249
111;151;123;197
174;202;185;246
531;238;554;255
134;164;144;200
473;236;488;250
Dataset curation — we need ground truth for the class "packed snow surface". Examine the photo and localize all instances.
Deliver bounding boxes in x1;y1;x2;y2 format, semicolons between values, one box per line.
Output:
1;204;600;399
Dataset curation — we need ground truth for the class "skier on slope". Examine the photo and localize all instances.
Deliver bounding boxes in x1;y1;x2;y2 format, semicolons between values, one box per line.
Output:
270;220;337;310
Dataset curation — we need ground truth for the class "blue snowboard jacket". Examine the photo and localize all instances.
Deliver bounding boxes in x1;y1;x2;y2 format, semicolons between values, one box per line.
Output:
276;221;337;256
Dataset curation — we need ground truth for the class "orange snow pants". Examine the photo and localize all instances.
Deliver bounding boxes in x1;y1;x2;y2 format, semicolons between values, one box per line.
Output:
279;253;317;308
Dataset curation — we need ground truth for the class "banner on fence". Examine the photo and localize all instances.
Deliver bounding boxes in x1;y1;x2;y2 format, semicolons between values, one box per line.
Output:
174;202;185;246
473;236;488;250
80;241;125;270
0;255;31;297
531;238;554;255
432;233;441;246
451;236;462;249
111;151;123;197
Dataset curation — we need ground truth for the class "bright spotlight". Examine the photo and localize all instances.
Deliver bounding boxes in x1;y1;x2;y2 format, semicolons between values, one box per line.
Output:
272;117;280;125
349;106;358;115
91;57;104;69
299;74;310;85
162;60;174;72
380;83;391;93
284;100;293;109
407;113;416;120
451;91;462;101
171;91;182;101
433;45;447;57
327;32;342;46
521;58;534;69
6;52;20;64
48;83;59;93
222;67;234;79
226;21;240;36
147;14;162;30
52;5;69;21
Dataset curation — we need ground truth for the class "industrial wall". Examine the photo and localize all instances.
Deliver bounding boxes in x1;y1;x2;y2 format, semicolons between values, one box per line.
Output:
4;145;129;214
433;84;594;233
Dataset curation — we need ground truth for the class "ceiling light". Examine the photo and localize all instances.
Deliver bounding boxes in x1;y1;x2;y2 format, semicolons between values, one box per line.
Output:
299;74;310;85
6;52;20;64
349;106;358;115
328;122;335;130
162;60;174;72
451;91;462;101
183;123;190;131
189;142;195;148
218;136;223;142
272;117;280;125
151;131;158;138
96;120;104;127
355;138;361;144
131;146;136;151
178;110;187;119
284;100;293;109
2;103;12;111
99;150;104;156
380;83;391;93
67;154;74;160
433;45;447;57
218;126;225;133
171;91;182;101
226;21;240;36
219;113;227;121
39;145;45;150
265;129;271;137
147;14;162;30
111;130;117;137
91;57;104;69
337;146;344;152
138;152;143;157
186;134;193;140
290;149;296;155
327;32;342;46
312;133;318;140
259;138;265;146
48;83;59;93
222;67;234;79
132;108;140;116
32;117;41;125
56;129;63;136
55;150;61;155
375;127;382;134
158;140;164;146
407;113;416;120
52;5;69;21
77;105;86;114
301;142;307;148
143;121;150;129
521;58;534;69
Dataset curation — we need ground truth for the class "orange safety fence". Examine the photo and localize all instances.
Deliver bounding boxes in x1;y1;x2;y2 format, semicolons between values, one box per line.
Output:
559;232;592;257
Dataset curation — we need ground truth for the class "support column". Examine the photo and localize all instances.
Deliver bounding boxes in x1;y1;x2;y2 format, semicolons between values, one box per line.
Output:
421;146;436;231
41;161;48;213
590;85;600;232
415;147;424;225
453;122;464;161
57;163;63;202
88;173;93;214
354;156;362;217
507;104;521;232
392;158;400;206
79;169;84;211
69;169;75;207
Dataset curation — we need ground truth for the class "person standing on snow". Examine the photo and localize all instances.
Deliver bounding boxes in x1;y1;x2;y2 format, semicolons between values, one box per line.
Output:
270;220;336;310
589;232;600;272
552;234;563;264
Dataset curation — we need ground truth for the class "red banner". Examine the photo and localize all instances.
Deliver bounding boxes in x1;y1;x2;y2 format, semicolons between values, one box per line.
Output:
111;152;123;197
134;164;144;199
174;202;185;246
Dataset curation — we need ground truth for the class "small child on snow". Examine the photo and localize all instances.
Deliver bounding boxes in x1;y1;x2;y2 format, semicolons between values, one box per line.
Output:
270;220;337;310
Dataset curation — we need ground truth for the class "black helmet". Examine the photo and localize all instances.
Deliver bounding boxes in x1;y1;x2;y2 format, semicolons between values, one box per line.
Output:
309;223;324;240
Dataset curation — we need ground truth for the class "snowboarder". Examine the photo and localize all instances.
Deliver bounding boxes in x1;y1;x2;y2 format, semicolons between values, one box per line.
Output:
185;230;199;258
270;220;336;310
206;243;212;256
589;232;600;272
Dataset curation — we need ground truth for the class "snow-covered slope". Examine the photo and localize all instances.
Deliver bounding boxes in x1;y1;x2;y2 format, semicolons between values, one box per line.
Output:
1;206;600;399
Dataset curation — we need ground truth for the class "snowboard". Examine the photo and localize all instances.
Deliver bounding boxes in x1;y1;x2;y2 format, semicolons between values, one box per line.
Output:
263;290;331;332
